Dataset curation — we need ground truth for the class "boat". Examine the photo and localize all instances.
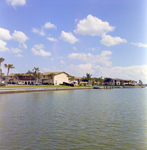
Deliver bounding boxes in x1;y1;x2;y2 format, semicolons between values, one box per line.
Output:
93;86;100;89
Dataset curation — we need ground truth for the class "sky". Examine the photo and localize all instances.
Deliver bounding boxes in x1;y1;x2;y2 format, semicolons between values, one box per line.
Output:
0;0;147;83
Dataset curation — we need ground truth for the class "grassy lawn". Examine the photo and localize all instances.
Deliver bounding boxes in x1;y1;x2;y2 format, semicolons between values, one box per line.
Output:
0;85;70;89
0;85;89;89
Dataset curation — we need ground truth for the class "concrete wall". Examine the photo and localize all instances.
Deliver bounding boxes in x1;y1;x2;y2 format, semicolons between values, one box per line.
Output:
54;73;69;85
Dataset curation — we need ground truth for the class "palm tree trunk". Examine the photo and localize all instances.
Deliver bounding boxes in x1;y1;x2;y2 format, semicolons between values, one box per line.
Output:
35;73;36;84
52;76;54;85
0;69;2;84
0;64;2;84
5;68;9;86
37;74;38;83
30;76;31;84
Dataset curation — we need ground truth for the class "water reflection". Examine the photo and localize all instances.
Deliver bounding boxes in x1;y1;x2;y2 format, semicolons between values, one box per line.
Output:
0;89;147;149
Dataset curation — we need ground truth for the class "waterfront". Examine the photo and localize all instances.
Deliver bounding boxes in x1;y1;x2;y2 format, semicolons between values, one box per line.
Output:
0;88;147;149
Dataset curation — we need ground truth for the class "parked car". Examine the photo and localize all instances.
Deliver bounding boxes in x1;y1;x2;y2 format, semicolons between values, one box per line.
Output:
36;82;42;85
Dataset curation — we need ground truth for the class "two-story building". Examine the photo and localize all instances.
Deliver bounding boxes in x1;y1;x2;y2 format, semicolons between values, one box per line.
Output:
111;78;137;86
6;72;71;85
42;72;70;85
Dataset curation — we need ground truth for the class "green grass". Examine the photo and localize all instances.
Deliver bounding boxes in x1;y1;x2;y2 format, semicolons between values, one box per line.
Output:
0;85;70;89
0;85;90;89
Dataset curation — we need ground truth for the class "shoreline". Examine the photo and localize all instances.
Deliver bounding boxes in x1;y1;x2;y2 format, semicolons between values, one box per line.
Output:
0;87;93;94
0;86;145;94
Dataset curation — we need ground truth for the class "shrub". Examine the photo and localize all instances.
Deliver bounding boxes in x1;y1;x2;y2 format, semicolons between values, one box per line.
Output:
0;83;6;86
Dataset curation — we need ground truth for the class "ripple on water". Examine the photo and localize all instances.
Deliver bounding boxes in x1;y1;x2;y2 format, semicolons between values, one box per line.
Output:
0;89;147;149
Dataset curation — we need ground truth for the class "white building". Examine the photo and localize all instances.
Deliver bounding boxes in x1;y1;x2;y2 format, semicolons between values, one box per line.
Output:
42;72;70;85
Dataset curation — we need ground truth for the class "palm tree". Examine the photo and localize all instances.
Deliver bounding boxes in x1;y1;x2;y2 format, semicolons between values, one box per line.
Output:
50;73;55;85
104;78;112;86
0;57;5;84
32;67;39;84
4;64;15;86
14;73;22;84
47;73;55;85
86;73;92;86
26;70;33;84
67;75;75;84
47;74;52;84
36;72;43;83
96;77;104;85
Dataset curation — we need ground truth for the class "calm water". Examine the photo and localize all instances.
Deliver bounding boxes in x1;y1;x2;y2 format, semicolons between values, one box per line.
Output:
0;88;147;149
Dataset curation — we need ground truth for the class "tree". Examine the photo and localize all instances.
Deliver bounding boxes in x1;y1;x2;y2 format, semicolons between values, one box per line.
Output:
36;72;43;83
0;57;5;84
139;80;143;86
47;74;52;84
86;73;92;85
26;70;33;84
32;67;39;84
67;75;75;84
95;77;104;85
47;73;55;85
4;64;15;86
104;77;112;85
14;73;22;84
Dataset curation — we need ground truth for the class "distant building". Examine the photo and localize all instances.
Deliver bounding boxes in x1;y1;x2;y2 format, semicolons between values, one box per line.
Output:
42;72;70;85
6;72;71;85
111;78;137;86
4;72;137;86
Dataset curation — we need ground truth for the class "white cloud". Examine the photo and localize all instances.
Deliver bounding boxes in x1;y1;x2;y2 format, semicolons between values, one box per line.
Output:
100;34;127;46
32;28;45;36
46;37;58;42
61;60;65;64
44;22;56;29
15;54;23;57
51;58;54;60
31;48;51;57
0;28;12;40
19;43;27;49
34;44;44;49
0;40;9;51
68;50;112;67
74;14;115;36
32;22;56;36
12;30;29;43
60;31;79;44
66;63;95;77
101;50;112;56
11;47;22;53
90;47;99;51
101;65;147;83
73;46;77;50
31;44;51;57
91;47;97;51
6;0;26;7
131;42;147;48
66;63;147;83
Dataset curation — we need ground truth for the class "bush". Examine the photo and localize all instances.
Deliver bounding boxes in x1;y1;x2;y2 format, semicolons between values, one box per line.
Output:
0;83;6;86
84;83;87;86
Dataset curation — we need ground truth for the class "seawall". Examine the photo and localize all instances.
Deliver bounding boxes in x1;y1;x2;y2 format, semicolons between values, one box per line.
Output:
0;87;93;94
0;86;145;94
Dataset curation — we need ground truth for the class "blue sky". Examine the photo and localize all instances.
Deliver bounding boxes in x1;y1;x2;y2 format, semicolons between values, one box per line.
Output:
0;0;147;83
